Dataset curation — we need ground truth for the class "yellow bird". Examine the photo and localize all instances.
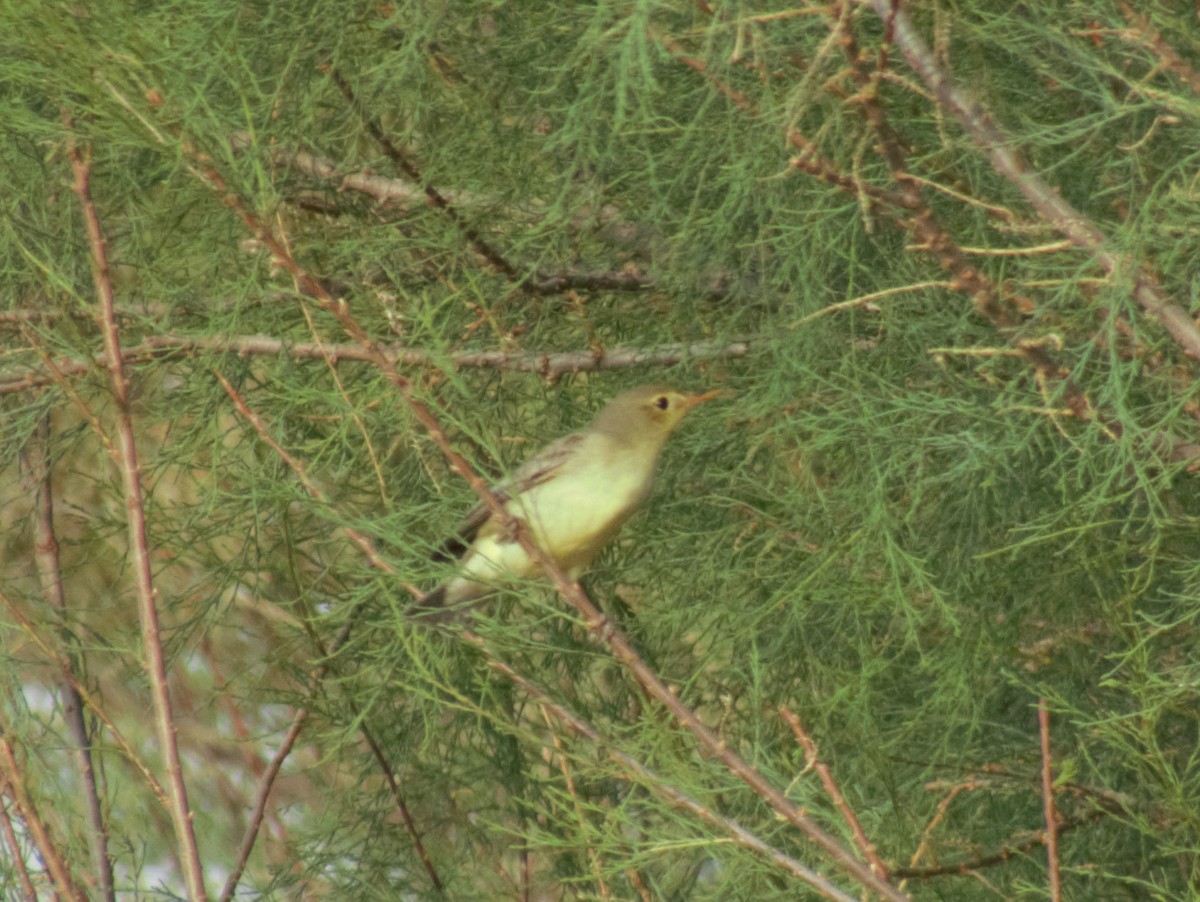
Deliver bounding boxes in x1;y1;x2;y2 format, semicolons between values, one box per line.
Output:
418;384;720;616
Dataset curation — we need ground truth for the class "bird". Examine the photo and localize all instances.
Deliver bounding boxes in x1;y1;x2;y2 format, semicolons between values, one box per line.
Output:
416;384;720;618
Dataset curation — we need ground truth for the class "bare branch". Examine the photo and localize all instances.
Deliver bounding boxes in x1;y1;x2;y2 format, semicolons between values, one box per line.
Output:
780;706;890;881
0;333;752;395
63;114;206;901
1039;701;1062;901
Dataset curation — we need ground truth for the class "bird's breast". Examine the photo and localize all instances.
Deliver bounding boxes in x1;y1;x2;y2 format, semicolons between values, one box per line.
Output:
512;437;655;572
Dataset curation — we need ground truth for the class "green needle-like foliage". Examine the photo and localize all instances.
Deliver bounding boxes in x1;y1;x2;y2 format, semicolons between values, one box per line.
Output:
2;1;1200;899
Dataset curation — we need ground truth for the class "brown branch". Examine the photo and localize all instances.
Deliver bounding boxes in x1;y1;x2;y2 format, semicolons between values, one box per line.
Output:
229;131;480;210
0;731;86;901
865;0;1200;361
18;415;114;901
0;303;171;327
63;114;207;901
0;333;752;395
780;706;890;881
218;706;310;901
1038;701;1062;901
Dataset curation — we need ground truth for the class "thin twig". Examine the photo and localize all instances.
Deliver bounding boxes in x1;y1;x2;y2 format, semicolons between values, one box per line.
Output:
62;113;207;901
1038;701;1062;901
956;240;1074;257
780;706;890;881
18;415;114;901
790;282;954;327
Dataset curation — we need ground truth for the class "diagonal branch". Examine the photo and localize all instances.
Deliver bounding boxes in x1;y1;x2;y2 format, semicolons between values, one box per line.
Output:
780;706;890;882
864;0;1200;361
1038;701;1062;901
484;652;862;902
0;730;86;901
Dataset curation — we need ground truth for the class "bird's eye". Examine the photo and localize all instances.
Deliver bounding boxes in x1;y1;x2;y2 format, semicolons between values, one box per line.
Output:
655;395;670;410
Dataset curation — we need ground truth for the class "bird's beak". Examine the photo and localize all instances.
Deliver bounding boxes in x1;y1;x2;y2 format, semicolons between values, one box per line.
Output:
681;388;725;411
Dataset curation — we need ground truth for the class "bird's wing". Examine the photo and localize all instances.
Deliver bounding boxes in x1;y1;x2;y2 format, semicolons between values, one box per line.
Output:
435;431;586;559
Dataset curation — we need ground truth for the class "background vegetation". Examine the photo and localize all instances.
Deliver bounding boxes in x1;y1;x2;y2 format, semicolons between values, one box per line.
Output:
2;1;1200;899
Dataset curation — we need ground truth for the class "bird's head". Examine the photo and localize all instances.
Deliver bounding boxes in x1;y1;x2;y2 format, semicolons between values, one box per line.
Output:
593;384;723;445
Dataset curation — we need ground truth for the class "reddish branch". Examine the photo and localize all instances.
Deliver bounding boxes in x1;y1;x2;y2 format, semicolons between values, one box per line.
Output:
780;706;890;881
1038;701;1062;901
63;115;207;901
0;798;39;900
